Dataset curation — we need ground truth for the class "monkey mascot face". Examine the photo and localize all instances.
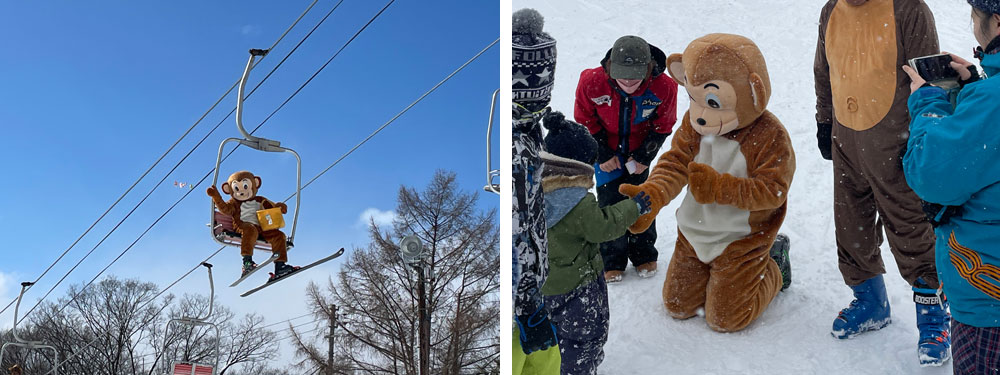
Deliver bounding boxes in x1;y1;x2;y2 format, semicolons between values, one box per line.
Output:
221;171;261;202
667;34;771;136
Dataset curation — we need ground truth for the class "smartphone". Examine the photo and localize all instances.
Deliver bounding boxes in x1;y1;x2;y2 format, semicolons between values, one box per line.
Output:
908;54;959;83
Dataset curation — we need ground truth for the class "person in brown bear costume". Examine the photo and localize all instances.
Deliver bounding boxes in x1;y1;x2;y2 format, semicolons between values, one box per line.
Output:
814;0;950;366
618;33;794;332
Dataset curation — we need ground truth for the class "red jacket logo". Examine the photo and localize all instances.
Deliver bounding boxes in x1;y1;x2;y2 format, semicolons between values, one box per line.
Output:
591;95;612;106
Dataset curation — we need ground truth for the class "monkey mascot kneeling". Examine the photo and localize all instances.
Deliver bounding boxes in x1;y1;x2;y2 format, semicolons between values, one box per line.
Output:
208;170;299;280
619;34;795;332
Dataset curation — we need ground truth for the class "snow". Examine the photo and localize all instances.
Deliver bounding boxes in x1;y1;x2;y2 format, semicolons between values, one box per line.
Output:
513;0;975;373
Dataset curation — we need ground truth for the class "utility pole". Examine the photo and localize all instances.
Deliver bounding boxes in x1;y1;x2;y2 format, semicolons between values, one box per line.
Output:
417;265;429;375
328;304;337;375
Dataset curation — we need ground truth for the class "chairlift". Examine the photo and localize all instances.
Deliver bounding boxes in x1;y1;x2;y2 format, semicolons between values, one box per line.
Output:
0;282;59;375
161;263;221;375
210;48;302;254
484;88;500;194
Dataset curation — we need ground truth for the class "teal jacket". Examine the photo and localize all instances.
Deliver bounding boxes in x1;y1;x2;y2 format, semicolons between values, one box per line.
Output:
903;50;1000;327
540;173;639;296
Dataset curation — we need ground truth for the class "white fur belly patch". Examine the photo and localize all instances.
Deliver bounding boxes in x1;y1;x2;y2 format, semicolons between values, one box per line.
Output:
677;135;752;263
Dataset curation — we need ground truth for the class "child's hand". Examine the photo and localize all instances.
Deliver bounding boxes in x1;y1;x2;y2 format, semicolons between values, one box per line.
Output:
632;191;652;215
619;183;660;233
687;162;720;204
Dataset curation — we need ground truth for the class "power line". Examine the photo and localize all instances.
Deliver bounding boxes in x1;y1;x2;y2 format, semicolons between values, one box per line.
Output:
15;0;347;324
261;313;313;329
0;0;322;319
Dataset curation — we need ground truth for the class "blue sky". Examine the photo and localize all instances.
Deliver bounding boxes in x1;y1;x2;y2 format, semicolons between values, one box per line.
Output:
0;0;499;366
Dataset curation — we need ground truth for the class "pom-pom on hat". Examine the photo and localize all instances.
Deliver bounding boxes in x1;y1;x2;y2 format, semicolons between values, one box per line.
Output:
513;8;557;113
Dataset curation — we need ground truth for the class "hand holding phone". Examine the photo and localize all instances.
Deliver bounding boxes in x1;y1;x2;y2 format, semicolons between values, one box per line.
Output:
907;54;959;83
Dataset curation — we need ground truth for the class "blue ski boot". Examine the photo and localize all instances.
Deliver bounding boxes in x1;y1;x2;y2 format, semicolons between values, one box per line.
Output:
831;274;891;339
914;281;951;367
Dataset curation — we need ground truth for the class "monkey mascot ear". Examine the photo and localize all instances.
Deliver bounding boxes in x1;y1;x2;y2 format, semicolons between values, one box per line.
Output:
254;175;262;190
749;72;769;113
221;182;233;196
666;53;686;85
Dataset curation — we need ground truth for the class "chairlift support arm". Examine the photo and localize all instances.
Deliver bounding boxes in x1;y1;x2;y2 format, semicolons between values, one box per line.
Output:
484;88;500;194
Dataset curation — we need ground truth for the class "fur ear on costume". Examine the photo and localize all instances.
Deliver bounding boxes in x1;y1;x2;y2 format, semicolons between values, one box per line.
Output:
749;72;768;113
221;182;233;195
667;53;686;85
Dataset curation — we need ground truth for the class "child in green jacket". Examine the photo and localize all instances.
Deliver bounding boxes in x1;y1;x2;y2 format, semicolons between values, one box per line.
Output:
539;111;651;375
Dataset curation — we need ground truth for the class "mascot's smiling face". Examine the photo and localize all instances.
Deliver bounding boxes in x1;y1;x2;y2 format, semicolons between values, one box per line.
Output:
667;33;771;137
683;79;740;136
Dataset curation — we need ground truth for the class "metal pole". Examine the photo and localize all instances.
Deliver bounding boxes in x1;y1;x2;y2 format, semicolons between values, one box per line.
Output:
417;265;429;375
328;304;336;375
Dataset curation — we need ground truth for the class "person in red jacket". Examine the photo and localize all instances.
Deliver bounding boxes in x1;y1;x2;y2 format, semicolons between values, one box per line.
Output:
574;35;679;282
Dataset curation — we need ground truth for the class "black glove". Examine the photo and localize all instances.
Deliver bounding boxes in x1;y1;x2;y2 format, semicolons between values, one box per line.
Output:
958;65;981;88
817;122;832;161
921;200;962;227
633;191;652;215
515;303;558;354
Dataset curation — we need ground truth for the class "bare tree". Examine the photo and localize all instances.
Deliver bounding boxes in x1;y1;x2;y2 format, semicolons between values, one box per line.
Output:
0;276;283;375
288;170;499;375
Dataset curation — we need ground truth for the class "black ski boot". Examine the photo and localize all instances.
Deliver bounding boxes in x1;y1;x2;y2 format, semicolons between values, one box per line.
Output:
269;262;301;282
769;234;791;290
241;255;257;278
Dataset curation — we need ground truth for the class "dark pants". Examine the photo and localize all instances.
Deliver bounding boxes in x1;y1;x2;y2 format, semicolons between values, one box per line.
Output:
952;320;1000;375
597;170;657;271
544;277;609;375
831;121;937;288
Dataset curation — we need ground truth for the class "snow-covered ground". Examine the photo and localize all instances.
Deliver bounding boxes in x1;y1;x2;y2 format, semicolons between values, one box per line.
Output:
514;0;976;373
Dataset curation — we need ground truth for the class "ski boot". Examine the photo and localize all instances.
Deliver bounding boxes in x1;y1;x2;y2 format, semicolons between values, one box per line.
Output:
914;280;951;367
268;262;301;282
769;234;791;290
241;256;258;278
831;274;891;339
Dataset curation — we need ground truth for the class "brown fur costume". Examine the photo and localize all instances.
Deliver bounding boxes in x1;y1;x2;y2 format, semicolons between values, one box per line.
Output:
207;171;289;262
619;34;795;332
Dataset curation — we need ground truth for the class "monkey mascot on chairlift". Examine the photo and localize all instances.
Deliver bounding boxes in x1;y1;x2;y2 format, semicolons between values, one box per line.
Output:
208;170;301;281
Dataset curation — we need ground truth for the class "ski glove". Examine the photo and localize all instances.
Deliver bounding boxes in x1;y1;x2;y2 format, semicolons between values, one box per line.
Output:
515;302;558;354
921;200;962;227
817;122;832;161
633;191;652;215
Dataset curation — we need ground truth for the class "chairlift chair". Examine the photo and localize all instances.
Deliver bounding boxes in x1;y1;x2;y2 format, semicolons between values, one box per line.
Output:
210;48;302;253
162;263;221;375
0;282;59;375
484;88;500;194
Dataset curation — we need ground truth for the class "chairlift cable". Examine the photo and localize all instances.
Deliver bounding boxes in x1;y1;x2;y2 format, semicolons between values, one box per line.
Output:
0;0;321;319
